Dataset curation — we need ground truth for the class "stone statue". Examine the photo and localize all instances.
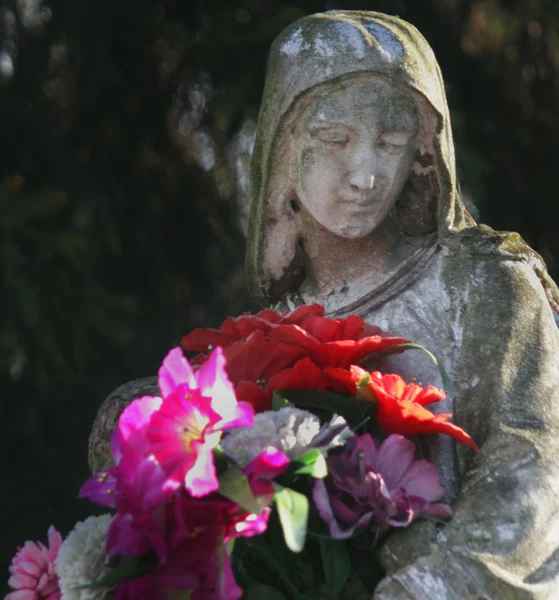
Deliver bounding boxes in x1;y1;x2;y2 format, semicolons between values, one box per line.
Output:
89;10;559;599
245;10;559;599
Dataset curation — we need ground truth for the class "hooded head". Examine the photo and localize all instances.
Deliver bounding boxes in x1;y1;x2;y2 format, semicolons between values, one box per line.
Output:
246;11;553;309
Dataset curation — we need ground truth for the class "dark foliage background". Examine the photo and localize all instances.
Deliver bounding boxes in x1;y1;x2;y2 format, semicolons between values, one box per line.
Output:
2;0;558;589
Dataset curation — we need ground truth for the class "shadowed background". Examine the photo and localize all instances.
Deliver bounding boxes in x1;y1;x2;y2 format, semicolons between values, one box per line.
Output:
2;0;558;589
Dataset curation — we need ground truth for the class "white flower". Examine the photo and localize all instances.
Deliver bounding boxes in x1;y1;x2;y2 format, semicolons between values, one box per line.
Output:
55;514;113;600
221;407;321;465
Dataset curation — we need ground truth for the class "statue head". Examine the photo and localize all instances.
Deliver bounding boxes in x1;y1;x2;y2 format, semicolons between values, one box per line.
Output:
246;11;472;305
293;76;420;240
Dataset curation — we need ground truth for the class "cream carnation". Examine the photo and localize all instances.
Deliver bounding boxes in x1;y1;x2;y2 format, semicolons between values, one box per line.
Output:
221;407;321;465
55;514;113;600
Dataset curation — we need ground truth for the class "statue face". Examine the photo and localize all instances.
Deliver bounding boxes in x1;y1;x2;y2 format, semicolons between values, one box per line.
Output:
294;79;419;239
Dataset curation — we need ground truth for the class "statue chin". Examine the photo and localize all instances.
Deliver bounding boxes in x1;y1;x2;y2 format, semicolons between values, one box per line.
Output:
334;222;377;239
302;199;394;241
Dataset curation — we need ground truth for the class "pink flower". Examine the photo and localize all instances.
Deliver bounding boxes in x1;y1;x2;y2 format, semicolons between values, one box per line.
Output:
243;446;291;504
79;397;172;511
6;526;62;600
79;396;174;560
147;347;254;496
82;347;255;505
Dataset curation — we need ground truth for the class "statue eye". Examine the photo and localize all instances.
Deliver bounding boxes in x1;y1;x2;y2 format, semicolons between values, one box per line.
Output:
311;127;349;145
377;132;413;155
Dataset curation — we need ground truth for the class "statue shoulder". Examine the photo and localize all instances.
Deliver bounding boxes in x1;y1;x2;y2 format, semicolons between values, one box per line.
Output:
442;224;559;319
88;376;159;474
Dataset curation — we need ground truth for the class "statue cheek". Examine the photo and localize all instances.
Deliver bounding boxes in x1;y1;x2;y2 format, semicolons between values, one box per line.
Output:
300;147;340;189
378;157;409;194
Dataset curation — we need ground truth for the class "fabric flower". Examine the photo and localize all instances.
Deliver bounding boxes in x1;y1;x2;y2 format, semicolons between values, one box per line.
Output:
313;434;453;539
242;447;291;506
325;366;479;451
220;407;321;465
224;329;304;411
114;492;270;600
79;396;175;560
268;314;407;368
55;515;113;600
182;305;406;412
6;526;62;600
182;304;325;354
146;346;254;497
80;347;256;561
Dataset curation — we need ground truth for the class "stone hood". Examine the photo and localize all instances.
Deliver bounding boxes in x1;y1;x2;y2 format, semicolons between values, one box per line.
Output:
245;10;559;312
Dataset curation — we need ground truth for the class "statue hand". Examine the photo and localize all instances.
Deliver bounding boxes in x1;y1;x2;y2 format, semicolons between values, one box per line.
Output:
373;550;493;600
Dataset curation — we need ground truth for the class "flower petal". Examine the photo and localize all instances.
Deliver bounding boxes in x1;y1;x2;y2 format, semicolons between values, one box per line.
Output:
312;480;367;540
243;447;290;480
374;435;416;490
158;347;196;396
184;447;219;497
196;347;238;422
397;458;446;502
267;357;323;391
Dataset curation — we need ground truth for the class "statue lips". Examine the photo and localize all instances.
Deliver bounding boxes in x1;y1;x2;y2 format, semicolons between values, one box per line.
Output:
341;195;377;210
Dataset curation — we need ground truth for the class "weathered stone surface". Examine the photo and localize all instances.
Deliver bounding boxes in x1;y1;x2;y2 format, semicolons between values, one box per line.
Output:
247;10;559;599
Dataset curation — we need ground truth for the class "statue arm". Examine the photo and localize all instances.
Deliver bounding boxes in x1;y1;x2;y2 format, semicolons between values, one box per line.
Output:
375;258;559;599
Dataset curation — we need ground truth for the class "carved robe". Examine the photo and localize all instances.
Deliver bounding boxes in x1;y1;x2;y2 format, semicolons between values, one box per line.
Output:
246;11;559;599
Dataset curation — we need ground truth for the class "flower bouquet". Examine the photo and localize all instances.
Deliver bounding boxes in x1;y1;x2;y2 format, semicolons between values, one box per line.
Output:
6;304;477;600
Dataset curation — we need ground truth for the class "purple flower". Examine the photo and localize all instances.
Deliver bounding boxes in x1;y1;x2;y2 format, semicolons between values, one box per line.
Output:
313;434;453;539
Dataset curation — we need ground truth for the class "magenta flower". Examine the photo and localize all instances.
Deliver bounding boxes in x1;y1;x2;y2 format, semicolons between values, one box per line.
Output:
80;396;181;560
112;491;269;600
80;395;174;508
115;542;243;600
313;434;453;539
147;347;254;497
77;347;263;598
6;526;63;600
243;446;291;504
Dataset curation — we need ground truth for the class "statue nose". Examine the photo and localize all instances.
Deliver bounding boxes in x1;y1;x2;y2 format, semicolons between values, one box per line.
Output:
350;174;375;191
348;150;376;191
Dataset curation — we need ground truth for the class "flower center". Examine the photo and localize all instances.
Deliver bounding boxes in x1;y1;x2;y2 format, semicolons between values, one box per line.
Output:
181;406;210;451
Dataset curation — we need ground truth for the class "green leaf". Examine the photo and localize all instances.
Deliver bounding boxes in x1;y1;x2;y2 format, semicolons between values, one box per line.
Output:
74;552;157;590
272;391;294;410
294;449;322;465
293;450;328;478
275;388;368;423
274;485;309;552
243;583;288;600
218;466;264;514
319;539;351;594
372;343;456;395
241;536;306;599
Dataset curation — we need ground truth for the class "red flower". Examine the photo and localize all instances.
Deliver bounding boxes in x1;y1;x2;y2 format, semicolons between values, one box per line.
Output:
182;304;325;354
223;329;304;411
182;304;407;413
325;366;479;451
267;357;323;391
269;316;407;368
